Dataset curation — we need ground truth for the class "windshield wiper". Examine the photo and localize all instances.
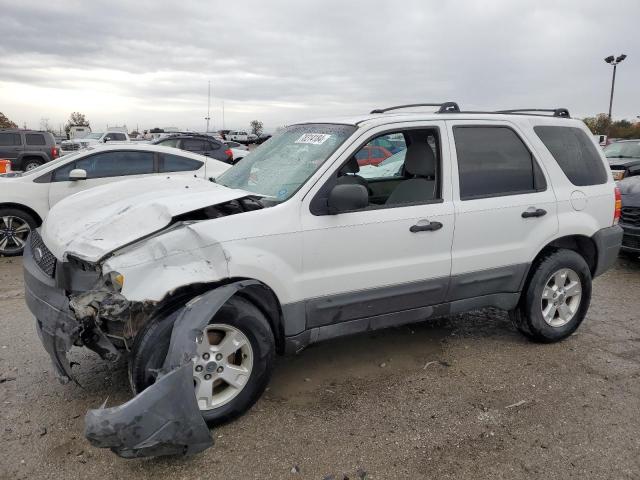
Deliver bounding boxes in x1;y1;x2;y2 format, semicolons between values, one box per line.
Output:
607;155;640;159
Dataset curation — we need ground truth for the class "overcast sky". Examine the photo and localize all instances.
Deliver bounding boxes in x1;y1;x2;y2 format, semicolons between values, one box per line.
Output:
1;0;638;133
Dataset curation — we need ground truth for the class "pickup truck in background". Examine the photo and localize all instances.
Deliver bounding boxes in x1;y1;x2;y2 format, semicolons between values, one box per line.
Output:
60;129;131;155
225;130;258;144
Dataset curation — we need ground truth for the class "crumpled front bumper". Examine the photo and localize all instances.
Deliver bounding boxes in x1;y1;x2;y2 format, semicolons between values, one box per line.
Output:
23;234;80;383
24;237;259;458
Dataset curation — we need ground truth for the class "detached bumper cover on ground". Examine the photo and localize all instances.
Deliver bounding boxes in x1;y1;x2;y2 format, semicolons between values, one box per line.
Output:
24;233;257;458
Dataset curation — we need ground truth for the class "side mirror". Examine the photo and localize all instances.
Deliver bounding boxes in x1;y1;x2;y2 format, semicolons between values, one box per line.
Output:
327;184;368;214
69;168;87;181
103;136;111;143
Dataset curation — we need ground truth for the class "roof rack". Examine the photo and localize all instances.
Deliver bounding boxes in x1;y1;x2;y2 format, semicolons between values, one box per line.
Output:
370;102;460;114
369;103;571;118
493;108;571;118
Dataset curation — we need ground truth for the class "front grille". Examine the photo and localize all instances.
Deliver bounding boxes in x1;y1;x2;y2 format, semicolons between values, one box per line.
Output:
621;207;640;227
30;231;57;278
622;234;640;251
60;142;80;151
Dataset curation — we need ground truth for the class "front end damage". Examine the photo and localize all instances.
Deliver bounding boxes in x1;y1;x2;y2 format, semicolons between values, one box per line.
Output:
85;281;258;458
24;228;261;458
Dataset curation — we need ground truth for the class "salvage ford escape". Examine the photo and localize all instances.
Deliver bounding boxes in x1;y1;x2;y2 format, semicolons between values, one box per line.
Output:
23;103;623;457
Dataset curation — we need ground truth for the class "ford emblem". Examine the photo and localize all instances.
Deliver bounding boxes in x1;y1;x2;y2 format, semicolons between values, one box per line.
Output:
34;247;44;262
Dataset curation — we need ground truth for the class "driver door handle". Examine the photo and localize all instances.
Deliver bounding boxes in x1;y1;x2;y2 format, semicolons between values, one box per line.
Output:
410;221;443;233
521;208;547;218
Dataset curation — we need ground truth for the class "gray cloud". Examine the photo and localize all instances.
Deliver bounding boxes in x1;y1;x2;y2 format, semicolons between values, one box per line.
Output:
1;0;638;131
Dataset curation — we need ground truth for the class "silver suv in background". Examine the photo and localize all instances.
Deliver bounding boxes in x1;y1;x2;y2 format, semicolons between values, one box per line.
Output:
0;129;59;171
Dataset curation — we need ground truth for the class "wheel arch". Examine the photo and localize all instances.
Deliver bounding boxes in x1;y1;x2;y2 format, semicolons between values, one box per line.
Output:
0;202;44;226
19;153;48;166
148;277;286;355
522;235;598;293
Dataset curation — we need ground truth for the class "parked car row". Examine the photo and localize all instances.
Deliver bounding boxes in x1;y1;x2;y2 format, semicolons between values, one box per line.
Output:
0;143;229;256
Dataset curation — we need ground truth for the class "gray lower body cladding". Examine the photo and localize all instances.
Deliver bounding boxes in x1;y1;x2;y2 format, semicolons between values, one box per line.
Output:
283;263;528;354
592;225;624;275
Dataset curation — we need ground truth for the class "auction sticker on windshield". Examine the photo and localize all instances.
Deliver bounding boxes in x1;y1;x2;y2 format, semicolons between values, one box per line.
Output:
295;133;332;145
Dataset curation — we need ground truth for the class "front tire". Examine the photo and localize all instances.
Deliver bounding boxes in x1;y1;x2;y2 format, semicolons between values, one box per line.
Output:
130;295;275;426
510;249;592;343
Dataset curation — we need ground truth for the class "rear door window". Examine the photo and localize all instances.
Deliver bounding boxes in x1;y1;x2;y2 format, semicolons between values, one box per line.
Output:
107;133;127;141
25;134;46;145
157;138;179;148
454;126;545;200
160;153;203;172
181;139;207;152
534;126;607;186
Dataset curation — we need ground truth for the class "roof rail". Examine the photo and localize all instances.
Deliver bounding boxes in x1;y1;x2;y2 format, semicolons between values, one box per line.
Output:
370;102;460;114
494;108;571;118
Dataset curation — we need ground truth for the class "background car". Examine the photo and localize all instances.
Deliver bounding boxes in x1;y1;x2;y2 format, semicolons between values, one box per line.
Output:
358;149;407;179
354;145;392;166
0;129;59;171
225;130;258;144
256;133;272;144
618;176;640;259
604;139;640;180
152;133;233;163
60;129;130;155
225;141;249;151
0;143;229;256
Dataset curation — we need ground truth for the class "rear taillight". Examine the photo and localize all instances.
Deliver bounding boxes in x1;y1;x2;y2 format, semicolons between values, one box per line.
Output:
224;148;233;162
51;146;59;159
614;186;622;225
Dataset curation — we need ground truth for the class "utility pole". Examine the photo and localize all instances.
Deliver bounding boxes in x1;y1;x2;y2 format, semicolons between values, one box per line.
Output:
222;101;225;130
205;81;211;132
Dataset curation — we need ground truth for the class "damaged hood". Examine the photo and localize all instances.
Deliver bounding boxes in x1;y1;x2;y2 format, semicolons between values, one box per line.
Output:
42;175;256;262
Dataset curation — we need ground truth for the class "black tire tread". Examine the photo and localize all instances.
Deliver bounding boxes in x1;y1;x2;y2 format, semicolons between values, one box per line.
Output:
510;248;591;343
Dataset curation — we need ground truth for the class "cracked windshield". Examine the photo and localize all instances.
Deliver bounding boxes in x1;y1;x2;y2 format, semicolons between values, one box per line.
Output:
216;123;355;201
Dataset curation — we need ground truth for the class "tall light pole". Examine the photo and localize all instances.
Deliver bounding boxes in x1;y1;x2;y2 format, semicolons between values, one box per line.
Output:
205;81;211;132
604;54;627;120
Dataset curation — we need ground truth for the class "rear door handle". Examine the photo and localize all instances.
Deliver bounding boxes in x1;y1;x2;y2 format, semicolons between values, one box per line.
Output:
521;208;547;218
410;221;443;233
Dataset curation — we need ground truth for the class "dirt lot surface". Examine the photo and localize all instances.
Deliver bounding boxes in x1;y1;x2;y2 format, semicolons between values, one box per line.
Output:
1;256;640;479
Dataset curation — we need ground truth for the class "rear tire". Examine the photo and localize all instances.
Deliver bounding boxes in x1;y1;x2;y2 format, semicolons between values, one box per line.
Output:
0;208;37;256
21;158;44;171
510;249;592;343
129;295;275;426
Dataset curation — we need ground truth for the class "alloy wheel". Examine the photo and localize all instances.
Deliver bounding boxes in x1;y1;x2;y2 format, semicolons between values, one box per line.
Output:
541;268;582;327
0;216;31;254
192;324;254;410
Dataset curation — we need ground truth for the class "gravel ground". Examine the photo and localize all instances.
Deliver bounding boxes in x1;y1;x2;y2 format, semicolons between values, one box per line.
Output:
1;255;640;479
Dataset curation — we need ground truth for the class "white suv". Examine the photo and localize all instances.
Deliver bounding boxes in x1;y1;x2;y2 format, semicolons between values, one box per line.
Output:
24;103;623;457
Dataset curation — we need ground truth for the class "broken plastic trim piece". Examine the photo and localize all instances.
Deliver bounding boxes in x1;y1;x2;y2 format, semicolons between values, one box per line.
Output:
85;363;212;458
85;280;259;458
35;315;80;385
163;280;260;371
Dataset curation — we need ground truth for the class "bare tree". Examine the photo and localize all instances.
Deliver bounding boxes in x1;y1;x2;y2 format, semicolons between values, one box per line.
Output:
250;120;264;136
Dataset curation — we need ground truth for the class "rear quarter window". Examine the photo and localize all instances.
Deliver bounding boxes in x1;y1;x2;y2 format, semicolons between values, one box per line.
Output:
534;126;607;186
25;134;46;145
